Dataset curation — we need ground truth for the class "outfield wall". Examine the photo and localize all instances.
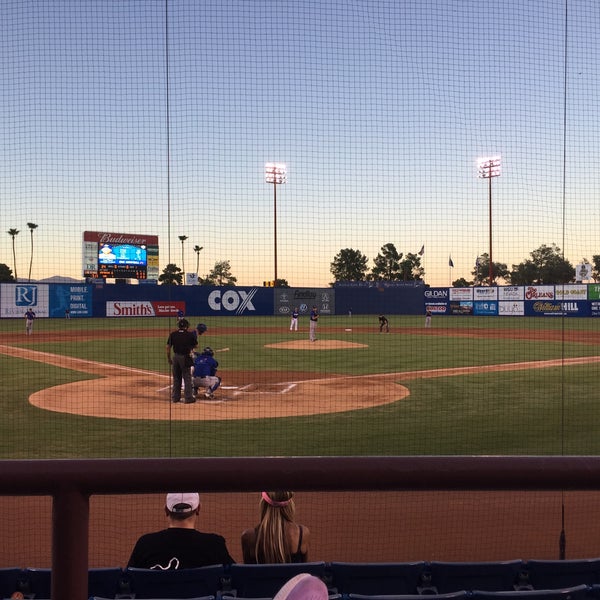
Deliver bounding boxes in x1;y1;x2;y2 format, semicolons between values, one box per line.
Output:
1;282;600;318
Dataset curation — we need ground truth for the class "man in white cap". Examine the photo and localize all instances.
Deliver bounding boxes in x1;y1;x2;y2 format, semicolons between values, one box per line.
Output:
274;573;328;600
127;492;234;570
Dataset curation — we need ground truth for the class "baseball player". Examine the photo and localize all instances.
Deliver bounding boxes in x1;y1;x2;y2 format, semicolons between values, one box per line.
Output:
290;307;299;332
24;309;36;335
378;315;390;333
193;346;221;399
309;305;319;342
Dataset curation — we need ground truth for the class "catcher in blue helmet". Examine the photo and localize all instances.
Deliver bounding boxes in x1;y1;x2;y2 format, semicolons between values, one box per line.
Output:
192;346;221;399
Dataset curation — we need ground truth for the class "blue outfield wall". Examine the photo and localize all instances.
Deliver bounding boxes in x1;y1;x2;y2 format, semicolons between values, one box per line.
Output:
1;281;600;318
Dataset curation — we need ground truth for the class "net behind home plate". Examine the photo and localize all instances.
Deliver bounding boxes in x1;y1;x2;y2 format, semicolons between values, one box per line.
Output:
1;0;600;571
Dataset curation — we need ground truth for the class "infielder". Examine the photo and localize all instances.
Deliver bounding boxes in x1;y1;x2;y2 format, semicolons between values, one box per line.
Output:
309;305;319;342
290;307;299;331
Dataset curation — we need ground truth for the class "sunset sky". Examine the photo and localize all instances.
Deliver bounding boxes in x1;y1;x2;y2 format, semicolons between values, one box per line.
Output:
2;0;598;287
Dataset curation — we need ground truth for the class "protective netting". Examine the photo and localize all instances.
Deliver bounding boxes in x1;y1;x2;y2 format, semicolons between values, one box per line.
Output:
1;0;600;568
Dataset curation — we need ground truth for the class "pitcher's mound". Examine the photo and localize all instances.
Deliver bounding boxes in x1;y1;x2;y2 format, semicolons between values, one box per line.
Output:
266;339;367;350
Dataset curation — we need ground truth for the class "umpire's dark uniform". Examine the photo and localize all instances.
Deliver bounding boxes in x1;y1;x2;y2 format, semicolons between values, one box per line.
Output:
166;319;198;403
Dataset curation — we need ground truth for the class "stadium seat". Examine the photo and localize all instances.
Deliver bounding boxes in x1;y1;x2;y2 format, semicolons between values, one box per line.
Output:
88;567;128;598
524;559;600;589
227;562;328;598
471;583;591;600
347;591;469;600
90;597;214;600
125;564;225;598
427;560;528;593
328;561;428;595
20;567;52;598
0;568;23;599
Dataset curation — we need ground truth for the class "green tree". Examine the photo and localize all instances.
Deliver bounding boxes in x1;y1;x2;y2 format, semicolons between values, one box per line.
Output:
399;252;425;281
509;244;575;285
178;235;188;279
472;253;509;286
452;277;472;288
27;222;38;282
206;260;237;286
193;245;203;277
370;243;403;280
158;263;183;285
7;228;19;281
592;255;600;282
0;263;15;282
330;248;369;282
275;278;289;287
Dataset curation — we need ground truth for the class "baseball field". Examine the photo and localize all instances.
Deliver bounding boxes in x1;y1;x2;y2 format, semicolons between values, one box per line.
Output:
2;314;600;566
1;314;600;458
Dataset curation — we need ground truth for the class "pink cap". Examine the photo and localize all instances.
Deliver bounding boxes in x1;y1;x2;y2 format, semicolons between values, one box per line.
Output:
166;492;199;513
273;573;328;600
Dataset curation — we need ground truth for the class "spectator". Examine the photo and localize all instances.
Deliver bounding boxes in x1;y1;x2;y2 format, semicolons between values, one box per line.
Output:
127;492;235;570
241;491;310;564
274;573;328;600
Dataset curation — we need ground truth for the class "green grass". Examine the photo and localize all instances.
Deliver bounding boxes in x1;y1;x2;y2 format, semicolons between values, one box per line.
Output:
2;316;599;459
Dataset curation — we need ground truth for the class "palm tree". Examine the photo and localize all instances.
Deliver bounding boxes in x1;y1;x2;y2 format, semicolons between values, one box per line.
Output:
7;228;19;281
178;235;188;280
27;222;38;282
193;245;204;278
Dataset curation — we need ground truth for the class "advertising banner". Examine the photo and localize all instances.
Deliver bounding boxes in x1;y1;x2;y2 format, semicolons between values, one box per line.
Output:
0;284;49;318
49;284;93;317
499;301;525;316
106;300;185;317
591;301;600;317
525;300;589;317
588;285;600;300
449;288;473;301
424;288;449;301
473;287;498;301
425;302;448;315
524;285;555;300
554;284;587;300
275;288;334;316
473;301;498;316
498;286;524;301
449;301;473;315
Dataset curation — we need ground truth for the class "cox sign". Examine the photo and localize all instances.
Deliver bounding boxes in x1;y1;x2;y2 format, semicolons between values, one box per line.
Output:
208;289;257;314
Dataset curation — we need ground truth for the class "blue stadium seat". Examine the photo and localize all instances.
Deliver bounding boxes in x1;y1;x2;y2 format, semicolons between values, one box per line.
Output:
524;560;600;589
228;562;327;598
88;567;127;598
329;561;428;595
471;583;591;600
125;564;225;598
347;591;469;600
21;567;52;599
428;560;528;593
0;568;23;599
90;597;214;600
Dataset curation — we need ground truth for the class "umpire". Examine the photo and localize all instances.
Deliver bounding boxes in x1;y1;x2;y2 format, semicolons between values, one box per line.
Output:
166;318;198;404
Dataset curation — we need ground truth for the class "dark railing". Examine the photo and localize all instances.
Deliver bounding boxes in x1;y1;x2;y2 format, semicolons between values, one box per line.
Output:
4;456;600;599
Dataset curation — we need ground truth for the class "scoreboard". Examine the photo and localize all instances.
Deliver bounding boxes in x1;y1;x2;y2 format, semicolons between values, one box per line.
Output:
83;231;159;280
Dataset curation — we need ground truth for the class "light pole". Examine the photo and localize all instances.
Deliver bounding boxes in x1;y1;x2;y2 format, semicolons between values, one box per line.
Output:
478;156;501;286
265;162;287;286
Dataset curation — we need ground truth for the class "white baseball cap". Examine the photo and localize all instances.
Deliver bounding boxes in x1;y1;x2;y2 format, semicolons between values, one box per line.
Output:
166;492;200;513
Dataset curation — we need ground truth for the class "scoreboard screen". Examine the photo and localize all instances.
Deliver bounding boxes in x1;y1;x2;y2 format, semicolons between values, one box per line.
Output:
83;231;159;280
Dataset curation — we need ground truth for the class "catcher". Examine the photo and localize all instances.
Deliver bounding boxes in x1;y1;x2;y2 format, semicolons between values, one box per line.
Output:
192;346;222;399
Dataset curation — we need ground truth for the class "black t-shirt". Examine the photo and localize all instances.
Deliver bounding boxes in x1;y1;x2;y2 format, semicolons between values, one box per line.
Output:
167;329;198;355
128;528;235;570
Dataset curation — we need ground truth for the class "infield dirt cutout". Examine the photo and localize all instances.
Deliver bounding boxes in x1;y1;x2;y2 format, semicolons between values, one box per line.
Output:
2;330;600;422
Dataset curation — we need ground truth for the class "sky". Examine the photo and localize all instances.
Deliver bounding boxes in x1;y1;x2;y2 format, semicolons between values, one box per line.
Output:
1;0;599;287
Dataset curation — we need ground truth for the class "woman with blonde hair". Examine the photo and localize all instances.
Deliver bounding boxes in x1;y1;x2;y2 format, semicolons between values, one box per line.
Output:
241;491;310;563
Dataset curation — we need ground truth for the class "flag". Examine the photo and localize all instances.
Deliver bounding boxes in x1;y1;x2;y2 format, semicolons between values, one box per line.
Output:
418;245;425;256
449;256;454;268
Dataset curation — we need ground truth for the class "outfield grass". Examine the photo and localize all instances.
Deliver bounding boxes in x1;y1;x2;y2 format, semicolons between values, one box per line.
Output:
1;315;599;459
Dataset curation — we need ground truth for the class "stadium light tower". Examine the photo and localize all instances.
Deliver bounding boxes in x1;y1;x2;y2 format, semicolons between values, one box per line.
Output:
478;156;501;286
265;162;287;286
